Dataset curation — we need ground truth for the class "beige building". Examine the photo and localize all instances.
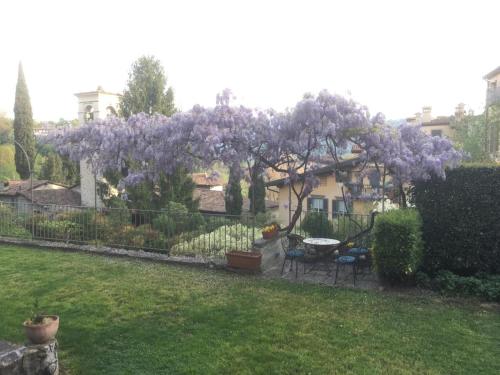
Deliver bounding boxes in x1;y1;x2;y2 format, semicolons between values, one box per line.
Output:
406;104;466;138
265;156;383;227
75;87;121;207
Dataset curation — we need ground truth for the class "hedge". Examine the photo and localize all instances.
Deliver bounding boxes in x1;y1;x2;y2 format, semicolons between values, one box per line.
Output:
413;165;500;276
373;209;423;283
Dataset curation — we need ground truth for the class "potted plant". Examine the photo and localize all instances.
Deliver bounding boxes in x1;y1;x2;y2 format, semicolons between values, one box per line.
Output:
226;250;262;271
23;303;59;344
261;223;279;239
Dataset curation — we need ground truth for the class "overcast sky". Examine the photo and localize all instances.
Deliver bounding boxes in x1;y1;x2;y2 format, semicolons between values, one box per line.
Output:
1;0;499;122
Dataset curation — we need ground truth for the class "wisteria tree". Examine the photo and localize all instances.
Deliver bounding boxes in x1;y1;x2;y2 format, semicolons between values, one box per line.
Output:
48;90;462;231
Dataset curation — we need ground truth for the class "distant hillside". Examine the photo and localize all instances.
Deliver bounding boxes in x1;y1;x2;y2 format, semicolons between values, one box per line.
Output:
386;119;407;127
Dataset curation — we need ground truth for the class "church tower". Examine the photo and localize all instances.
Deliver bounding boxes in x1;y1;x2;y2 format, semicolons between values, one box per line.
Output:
75;87;121;207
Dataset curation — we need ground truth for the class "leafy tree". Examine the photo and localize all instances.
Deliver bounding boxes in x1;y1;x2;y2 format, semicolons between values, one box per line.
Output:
39;152;64;183
119;56;176;118
0;114;13;144
248;167;266;214
225;164;243;216
50;90;462;231
0;144;18;180
453;113;491;162
13;63;35;179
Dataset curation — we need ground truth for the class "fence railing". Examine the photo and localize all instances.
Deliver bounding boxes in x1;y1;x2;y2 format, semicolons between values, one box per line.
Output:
289;210;373;247
0;201;256;260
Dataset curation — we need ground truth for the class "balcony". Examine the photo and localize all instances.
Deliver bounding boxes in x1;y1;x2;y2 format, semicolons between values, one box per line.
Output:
344;183;382;200
486;87;500;106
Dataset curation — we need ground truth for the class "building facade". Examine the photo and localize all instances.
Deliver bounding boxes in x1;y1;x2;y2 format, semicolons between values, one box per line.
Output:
484;66;500;158
406;104;466;138
265;157;383;227
75;87;121;207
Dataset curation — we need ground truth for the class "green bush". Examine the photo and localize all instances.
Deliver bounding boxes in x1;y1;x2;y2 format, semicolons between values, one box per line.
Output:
170;223;252;257
300;212;335;238
152;202;204;237
416;270;500;302
373;209;423;284
413;165;500;275
0;224;31;238
35;220;82;241
57;210;98;241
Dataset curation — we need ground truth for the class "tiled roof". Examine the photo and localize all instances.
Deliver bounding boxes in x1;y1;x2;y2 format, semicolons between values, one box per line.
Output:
194;188;278;214
21;189;81;206
0;180;81;206
0;180;49;196
191;173;223;187
422;116;453;126
265;157;361;187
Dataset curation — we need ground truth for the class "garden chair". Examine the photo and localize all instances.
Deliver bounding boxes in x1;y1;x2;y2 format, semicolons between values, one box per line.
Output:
280;233;305;278
333;245;357;285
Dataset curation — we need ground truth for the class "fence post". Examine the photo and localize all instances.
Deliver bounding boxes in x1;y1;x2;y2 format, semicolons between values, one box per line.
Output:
94;174;98;246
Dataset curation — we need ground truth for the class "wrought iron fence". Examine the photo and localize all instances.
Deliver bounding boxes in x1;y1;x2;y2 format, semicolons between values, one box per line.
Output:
289;210;373;247
0;201;256;260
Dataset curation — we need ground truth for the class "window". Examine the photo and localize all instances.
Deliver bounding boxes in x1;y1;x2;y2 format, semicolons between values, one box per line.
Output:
84;105;94;123
106;106;117;117
332;199;351;217
307;197;328;212
431;129;442;137
335;170;349;183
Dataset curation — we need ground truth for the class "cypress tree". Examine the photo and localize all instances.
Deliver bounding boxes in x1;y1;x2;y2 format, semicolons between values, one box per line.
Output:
225;165;243;216
13;63;35;179
249;168;266;214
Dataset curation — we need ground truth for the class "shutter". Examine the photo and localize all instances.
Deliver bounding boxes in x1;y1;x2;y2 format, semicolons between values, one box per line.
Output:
307;198;312;212
332;200;340;216
323;198;329;213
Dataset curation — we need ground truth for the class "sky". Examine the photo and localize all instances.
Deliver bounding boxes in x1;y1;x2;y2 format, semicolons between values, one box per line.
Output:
0;0;499;122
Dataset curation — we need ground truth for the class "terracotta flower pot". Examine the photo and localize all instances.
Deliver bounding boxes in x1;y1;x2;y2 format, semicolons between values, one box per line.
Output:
23;315;59;344
262;228;278;239
226;251;262;271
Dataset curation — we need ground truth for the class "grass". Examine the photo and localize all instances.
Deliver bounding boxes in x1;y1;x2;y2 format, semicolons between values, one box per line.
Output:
0;244;499;375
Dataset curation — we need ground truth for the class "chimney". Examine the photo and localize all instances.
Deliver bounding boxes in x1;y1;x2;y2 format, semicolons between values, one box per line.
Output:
455;103;465;120
414;112;422;123
422;106;432;123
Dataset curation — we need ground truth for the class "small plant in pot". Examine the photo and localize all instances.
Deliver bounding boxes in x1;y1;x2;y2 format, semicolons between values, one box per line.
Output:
262;223;279;239
23;301;59;345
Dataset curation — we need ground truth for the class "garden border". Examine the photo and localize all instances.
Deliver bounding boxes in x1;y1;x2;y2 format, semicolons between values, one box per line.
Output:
0;236;223;269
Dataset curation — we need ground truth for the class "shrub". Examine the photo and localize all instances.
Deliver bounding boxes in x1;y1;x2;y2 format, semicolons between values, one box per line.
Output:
170;223;252;257
34;220;82;241
301;212;335;238
413;165;500;275
373;209;423;284
416;270;500;302
0;224;31;238
56;209;98;241
152;202;205;237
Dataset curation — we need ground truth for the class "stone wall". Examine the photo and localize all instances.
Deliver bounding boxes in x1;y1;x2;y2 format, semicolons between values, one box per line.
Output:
0;340;58;375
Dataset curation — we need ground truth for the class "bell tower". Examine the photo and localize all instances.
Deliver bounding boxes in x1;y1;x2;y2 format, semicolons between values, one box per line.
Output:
75;87;121;207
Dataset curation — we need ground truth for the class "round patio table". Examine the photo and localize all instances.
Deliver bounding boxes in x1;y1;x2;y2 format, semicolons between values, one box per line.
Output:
303;238;340;248
303;238;340;273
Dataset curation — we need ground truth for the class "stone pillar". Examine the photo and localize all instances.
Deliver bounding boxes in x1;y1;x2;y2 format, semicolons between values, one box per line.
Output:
0;340;58;375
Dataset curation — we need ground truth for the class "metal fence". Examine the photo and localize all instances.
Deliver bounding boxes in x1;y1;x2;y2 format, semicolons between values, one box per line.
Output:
289;210;373;247
0;201;256;260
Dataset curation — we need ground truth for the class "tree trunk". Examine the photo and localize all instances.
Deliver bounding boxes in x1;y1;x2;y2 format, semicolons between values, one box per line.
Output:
287;196;303;233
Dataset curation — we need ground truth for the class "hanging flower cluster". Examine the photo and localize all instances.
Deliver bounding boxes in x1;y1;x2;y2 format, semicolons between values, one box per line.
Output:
47;90;462;229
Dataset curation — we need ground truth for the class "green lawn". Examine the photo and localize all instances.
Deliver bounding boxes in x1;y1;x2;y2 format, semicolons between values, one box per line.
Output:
0;245;498;375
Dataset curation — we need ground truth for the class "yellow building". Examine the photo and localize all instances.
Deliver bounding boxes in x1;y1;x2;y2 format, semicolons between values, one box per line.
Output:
265;157;384;227
406;105;466;138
